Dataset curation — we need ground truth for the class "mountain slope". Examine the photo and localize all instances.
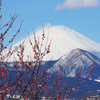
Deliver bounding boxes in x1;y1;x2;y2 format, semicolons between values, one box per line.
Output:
34;25;100;60
47;48;100;79
5;25;100;61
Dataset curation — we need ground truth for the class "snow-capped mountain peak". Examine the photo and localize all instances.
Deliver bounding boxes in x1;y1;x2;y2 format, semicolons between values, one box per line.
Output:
4;25;100;61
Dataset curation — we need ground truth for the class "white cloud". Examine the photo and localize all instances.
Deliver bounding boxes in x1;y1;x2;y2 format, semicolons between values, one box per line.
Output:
55;0;100;10
35;23;52;32
43;22;53;28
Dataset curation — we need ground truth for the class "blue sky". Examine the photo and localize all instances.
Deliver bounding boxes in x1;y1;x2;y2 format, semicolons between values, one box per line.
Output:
1;0;100;45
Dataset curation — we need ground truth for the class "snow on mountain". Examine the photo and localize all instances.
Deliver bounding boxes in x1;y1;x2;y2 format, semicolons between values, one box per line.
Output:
94;79;100;82
5;24;100;61
47;48;100;78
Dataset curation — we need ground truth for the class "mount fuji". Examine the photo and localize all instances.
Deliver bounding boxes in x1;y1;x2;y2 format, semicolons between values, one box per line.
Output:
6;24;100;61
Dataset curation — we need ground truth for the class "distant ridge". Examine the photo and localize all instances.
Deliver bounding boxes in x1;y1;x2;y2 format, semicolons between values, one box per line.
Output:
47;48;100;79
